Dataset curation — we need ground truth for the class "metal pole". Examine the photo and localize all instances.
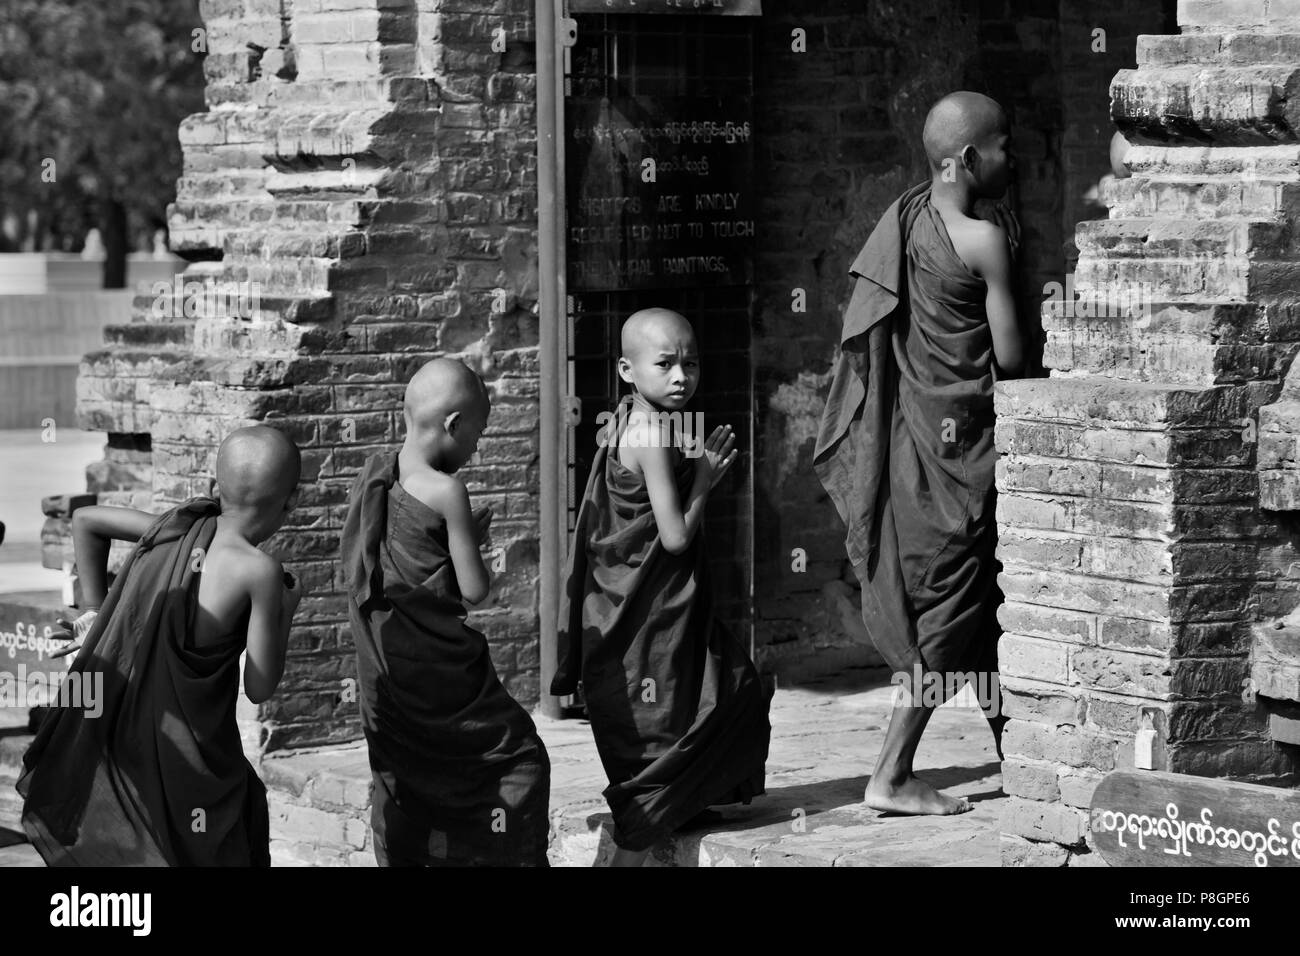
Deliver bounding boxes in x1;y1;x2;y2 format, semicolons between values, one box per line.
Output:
535;0;564;720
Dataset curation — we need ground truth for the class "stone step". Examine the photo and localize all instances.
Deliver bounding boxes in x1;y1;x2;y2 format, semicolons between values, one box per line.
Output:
1075;217;1286;258
1179;0;1300;34
1100;176;1293;220
1044;332;1289;386
1039;298;1296;385
1138;32;1300;66
1072;253;1300;303
1113;63;1300;144
1124;143;1300;178
994;375;1265;427
175;171;272;202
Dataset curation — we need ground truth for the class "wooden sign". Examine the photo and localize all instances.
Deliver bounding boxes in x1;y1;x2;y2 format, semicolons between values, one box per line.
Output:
568;0;762;14
0;597;72;710
565;95;755;291
1090;770;1300;867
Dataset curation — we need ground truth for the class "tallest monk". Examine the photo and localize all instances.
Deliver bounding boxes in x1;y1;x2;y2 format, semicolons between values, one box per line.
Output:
814;91;1023;816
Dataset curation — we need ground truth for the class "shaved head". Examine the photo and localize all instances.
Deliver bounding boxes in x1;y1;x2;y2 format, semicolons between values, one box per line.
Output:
403;357;490;432
621;308;695;361
922;91;1009;172
214;426;300;509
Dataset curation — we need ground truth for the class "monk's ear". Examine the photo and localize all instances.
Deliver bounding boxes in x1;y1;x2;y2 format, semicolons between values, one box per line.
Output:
206;478;219;500
616;357;634;384
444;410;461;435
959;144;980;174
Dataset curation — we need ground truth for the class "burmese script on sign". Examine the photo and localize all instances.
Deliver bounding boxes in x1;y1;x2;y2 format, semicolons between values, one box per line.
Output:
1090;770;1300;867
566;96;755;291
1091;802;1300;867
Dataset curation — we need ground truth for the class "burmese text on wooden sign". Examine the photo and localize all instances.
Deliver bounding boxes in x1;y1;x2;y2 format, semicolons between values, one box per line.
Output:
1090;770;1300;867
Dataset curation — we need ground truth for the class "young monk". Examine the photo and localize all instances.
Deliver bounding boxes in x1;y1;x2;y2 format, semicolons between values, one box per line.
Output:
814;91;1023;816
555;308;772;867
343;357;551;867
17;425;303;865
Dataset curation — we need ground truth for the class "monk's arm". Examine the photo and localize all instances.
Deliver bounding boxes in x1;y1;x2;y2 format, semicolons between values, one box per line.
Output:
243;559;299;704
976;226;1024;377
638;434;709;555
70;505;157;608
438;479;492;604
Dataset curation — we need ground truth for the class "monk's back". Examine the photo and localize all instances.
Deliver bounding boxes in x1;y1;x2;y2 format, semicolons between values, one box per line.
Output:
900;192;996;399
192;534;261;649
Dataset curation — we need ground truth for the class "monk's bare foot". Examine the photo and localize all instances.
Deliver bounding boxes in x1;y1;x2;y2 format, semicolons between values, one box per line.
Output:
863;774;972;816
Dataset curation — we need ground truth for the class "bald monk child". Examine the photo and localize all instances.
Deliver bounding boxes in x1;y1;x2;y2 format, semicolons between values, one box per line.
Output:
815;91;1024;817
18;426;303;865
343;357;551;867
555;308;772;867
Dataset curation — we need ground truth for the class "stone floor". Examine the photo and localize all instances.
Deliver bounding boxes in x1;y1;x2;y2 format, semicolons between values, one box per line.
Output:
0;668;1005;867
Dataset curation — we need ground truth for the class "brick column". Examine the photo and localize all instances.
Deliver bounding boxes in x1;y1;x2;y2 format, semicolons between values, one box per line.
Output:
996;0;1300;866
75;0;541;753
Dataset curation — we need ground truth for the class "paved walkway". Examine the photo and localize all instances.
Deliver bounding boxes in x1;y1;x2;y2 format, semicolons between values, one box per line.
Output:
547;669;1003;865
0;668;1005;867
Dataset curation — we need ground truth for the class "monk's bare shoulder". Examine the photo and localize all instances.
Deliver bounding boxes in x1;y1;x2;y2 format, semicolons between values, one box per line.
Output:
946;216;1009;280
400;467;463;521
211;536;279;592
619;411;674;475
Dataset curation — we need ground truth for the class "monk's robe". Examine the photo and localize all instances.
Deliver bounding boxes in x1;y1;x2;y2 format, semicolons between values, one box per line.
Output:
553;397;771;852
814;182;1018;700
17;499;270;866
343;451;551;867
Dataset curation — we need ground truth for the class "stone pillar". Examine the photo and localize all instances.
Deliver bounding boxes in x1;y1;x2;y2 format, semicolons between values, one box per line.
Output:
75;0;541;753
996;0;1300;866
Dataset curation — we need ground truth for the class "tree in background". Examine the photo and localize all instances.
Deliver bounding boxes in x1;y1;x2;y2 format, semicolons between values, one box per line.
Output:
0;0;205;286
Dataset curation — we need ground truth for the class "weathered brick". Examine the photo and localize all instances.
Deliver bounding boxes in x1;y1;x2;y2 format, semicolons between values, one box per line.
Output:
1003;719;1118;771
1002;797;1088;846
1003;759;1061;801
1000;833;1069;867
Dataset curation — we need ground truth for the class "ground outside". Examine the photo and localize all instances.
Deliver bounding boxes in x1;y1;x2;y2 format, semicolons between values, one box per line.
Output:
0;669;1004;867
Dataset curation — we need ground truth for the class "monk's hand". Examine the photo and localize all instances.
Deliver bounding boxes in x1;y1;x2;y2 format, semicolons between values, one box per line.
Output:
698;424;739;490
473;505;494;546
50;609;98;659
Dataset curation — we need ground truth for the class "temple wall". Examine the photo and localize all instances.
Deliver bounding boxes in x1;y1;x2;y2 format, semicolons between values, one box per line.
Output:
74;0;540;752
997;0;1300;866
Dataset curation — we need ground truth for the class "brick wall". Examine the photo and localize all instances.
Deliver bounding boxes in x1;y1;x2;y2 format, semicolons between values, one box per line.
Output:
75;0;541;752
998;0;1300;866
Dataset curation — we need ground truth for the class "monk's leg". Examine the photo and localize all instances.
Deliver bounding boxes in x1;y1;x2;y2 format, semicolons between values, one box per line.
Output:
863;701;972;815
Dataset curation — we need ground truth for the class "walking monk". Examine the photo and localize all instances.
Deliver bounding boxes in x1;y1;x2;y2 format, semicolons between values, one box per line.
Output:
555;308;771;866
343;358;551;866
18;426;303;865
814;92;1024;816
